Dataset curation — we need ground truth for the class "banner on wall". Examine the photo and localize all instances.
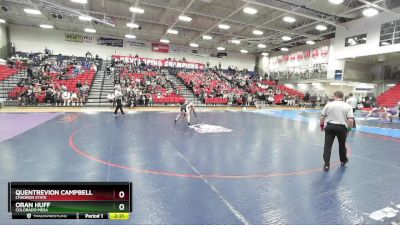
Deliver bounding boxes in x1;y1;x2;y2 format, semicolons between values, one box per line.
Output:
65;33;93;43
97;37;123;47
112;55;205;70
272;45;329;65
335;70;343;80
126;40;148;48
152;43;169;53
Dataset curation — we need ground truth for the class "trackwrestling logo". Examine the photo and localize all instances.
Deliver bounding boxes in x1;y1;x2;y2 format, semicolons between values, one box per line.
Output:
189;123;232;134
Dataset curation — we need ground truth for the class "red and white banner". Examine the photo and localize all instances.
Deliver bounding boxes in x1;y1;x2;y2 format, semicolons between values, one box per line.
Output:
272;45;329;65
112;55;205;70
151;43;170;53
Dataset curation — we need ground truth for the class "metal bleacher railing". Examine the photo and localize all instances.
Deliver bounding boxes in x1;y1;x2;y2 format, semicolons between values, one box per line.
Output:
1;56;103;107
268;63;328;81
0;69;27;106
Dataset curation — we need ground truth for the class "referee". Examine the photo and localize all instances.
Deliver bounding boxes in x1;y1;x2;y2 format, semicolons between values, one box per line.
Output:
113;86;125;116
320;91;354;171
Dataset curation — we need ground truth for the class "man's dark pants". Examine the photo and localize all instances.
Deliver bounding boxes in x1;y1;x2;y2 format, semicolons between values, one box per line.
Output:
323;123;348;166
114;99;124;115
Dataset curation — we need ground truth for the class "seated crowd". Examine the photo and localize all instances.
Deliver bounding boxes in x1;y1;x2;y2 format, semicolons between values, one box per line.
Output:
8;54;99;106
107;60;185;107
177;69;304;106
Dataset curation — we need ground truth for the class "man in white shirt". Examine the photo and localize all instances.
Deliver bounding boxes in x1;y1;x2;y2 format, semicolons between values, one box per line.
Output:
345;93;358;128
320;91;354;171
62;91;71;106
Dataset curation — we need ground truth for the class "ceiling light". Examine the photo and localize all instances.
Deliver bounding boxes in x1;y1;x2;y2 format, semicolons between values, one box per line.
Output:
218;24;230;30
129;7;144;14
262;52;269;56
190;43;199;48
167;29;178;34
230;39;241;44
79;16;92;21
316;24;328;31
253;30;263;35
363;8;378;17
160;39;169;43
217;47;225;51
125;34;136;39
281;47;289;52
282;36;292;41
39;24;53;29
243;7;257;15
24;8;41;15
84;28;96;33
283;16;296;23
0;19;6;24
202;35;212;40
178;15;192;22
329;0;344;4
257;44;266;48
240;49;248;54
126;23;139;28
71;0;87;3
306;40;315;45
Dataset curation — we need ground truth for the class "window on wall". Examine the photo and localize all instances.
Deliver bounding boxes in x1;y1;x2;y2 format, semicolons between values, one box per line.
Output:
345;34;367;47
380;20;400;46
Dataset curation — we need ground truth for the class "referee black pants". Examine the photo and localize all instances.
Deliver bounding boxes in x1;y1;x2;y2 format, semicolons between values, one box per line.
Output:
323;123;348;166
114;99;124;115
352;108;356;128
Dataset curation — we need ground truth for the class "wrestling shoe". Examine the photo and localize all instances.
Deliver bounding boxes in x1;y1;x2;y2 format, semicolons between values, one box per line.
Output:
323;164;329;171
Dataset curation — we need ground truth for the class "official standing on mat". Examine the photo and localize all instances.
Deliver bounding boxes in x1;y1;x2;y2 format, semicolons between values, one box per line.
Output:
114;86;125;116
345;93;357;128
320;91;354;171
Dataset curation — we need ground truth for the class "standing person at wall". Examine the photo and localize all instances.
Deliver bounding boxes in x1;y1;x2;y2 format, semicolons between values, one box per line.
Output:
320;91;354;171
346;93;358;129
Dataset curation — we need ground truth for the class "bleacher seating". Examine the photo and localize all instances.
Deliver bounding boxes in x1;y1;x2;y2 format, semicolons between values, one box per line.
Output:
205;98;228;105
0;65;19;82
8;70;95;103
177;71;243;105
118;69;185;104
377;83;400;107
153;95;185;104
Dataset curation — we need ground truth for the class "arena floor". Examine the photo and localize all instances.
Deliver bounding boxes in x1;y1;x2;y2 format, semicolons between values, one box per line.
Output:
0;108;400;225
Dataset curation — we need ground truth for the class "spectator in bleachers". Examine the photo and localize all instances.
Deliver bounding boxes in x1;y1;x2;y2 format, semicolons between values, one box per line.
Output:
62;90;70;106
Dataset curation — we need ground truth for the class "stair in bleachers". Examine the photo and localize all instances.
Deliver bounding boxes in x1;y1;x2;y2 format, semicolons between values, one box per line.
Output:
166;73;204;106
86;67;113;107
377;83;400;107
0;69;27;101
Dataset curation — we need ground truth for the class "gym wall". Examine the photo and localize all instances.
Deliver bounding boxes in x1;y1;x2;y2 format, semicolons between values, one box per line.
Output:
9;24;256;70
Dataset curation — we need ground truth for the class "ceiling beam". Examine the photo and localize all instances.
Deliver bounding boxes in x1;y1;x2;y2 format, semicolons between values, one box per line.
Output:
356;0;398;15
141;1;320;41
74;9;250;40
229;0;321;38
239;0;346;28
193;2;250;41
163;0;196;36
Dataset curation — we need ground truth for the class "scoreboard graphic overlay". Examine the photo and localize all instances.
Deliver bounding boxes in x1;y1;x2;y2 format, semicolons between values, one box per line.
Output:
8;182;132;220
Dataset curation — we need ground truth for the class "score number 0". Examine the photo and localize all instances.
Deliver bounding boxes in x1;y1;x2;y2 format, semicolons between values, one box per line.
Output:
119;191;125;211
